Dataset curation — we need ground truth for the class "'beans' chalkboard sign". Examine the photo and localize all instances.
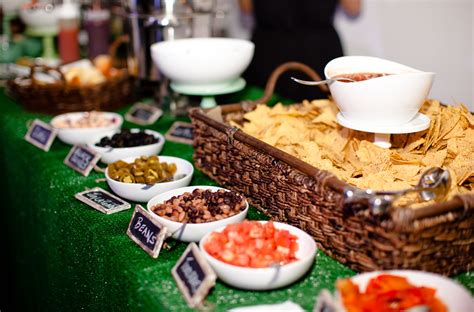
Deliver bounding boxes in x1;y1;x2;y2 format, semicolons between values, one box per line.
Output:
127;205;167;258
75;187;131;214
24;119;57;151
165;121;194;145
64;145;101;176
125;103;163;125
172;243;216;307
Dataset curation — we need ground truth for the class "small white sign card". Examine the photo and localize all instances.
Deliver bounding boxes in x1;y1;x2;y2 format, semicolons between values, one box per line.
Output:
24;119;57;152
64;145;101;176
75;187;131;214
172;243;216;308
127;205;168;258
125;102;163;126
165;121;194;145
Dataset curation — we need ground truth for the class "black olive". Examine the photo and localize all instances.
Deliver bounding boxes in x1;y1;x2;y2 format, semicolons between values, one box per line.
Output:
95;129;159;148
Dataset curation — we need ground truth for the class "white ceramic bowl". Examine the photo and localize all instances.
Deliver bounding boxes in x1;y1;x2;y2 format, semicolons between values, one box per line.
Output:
346;270;474;312
151;38;254;88
87;129;165;164
324;56;435;126
51;112;123;145
147;186;249;242
19;5;59;31
3;0;28;14
105;156;193;202
199;221;317;290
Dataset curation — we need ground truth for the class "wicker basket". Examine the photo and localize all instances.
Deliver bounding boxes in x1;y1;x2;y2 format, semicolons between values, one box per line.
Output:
6;36;134;115
190;62;474;276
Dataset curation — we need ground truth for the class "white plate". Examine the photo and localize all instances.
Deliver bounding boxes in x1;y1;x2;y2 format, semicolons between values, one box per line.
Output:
105;156;194;202
87;129;165;164
199;221;317;290
336;112;430;134
147;185;248;242
349;270;474;312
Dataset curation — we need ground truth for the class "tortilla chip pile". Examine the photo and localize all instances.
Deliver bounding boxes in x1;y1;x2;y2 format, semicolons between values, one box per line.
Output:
233;100;473;203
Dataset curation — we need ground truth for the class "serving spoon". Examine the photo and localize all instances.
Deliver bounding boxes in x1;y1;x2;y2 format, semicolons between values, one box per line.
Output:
344;167;451;215
376;167;451;200
291;76;356;86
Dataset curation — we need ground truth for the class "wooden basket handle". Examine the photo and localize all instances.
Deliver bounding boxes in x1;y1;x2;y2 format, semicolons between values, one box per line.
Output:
251;61;329;108
108;35;129;68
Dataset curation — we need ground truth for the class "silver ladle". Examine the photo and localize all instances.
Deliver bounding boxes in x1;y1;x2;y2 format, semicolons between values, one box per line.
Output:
344;167;451;215
291;76;356;86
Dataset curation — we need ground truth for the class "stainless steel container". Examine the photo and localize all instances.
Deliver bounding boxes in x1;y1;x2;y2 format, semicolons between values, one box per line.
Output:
122;0;193;81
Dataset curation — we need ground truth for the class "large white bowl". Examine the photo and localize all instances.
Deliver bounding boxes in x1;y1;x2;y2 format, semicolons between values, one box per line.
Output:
19;4;59;32
151;38;254;88
199;221;317;290
3;0;28;14
87;129;165;164
324;56;435;126
51;112;123;145
105;156;193;202
346;270;474;312
147;186;249;242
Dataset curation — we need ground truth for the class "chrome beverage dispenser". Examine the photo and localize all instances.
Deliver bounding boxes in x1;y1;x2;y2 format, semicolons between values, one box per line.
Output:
121;0;193;82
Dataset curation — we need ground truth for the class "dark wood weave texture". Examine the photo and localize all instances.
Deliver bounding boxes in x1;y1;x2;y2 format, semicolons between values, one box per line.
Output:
6;73;133;115
191;114;474;276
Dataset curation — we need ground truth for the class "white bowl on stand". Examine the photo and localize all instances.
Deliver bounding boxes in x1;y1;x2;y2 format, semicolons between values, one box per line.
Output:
3;0;29;15
324;56;435;148
324;56;435;126
19;4;60;34
150;37;254;89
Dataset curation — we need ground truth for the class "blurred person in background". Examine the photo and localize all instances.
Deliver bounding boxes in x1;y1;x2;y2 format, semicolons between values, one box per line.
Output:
239;0;361;102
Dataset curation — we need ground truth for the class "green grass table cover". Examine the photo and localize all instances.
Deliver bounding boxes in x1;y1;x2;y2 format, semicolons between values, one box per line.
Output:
0;88;472;311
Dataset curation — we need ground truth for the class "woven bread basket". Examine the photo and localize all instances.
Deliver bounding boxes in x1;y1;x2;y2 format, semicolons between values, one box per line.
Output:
189;62;474;276
6;36;133;114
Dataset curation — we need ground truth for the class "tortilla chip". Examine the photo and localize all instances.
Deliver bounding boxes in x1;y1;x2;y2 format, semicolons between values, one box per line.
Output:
236;99;473;205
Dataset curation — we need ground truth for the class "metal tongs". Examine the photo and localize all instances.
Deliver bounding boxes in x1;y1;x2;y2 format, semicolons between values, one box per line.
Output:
344;167;451;215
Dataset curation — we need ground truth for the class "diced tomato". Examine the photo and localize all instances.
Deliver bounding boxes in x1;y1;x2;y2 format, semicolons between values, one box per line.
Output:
203;220;299;268
249;226;263;238
255;238;264;249
276;245;290;255
220;249;235;263
235;254;250;267
263;221;275;238
204;242;220;255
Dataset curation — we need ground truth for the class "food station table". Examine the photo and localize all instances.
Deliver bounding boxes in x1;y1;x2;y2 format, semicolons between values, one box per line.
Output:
1;87;473;311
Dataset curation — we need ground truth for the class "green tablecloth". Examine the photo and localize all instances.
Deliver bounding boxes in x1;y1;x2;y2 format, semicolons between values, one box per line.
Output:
0;88;472;311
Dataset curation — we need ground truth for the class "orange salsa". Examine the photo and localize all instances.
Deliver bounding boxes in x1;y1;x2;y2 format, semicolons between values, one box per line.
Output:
337;274;447;312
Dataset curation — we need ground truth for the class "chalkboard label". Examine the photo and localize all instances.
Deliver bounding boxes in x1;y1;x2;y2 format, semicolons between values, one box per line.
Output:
172;243;216;308
127;205;167;258
125;103;163;125
64;145;101;176
24;119;57;151
75;187;131;214
165;121;194;145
